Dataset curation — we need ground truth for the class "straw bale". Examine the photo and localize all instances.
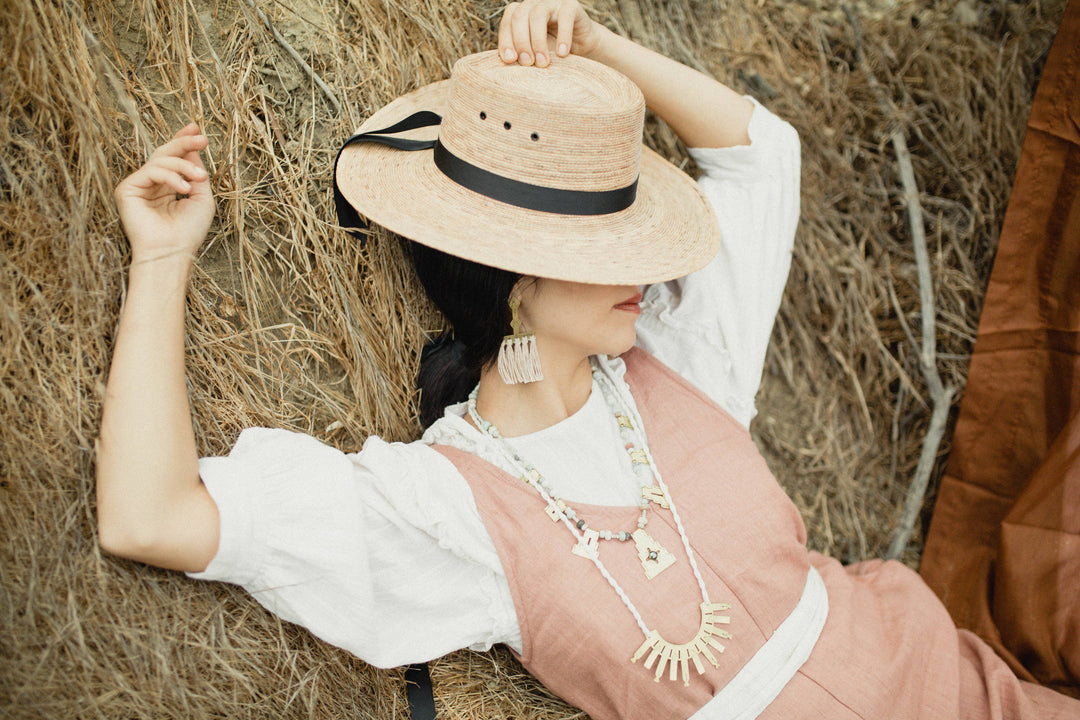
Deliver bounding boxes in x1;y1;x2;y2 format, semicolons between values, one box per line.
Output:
0;0;1066;716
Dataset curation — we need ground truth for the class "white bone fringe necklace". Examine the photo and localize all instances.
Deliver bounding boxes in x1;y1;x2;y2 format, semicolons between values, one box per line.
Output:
466;358;732;686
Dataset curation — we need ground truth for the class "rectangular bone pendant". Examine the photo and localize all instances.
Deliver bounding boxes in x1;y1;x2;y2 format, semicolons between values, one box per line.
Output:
641;485;669;508
571;529;600;559
631;528;676;579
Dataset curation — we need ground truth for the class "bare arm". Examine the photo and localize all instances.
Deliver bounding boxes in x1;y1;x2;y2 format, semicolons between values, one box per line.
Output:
96;124;219;572
498;0;753;148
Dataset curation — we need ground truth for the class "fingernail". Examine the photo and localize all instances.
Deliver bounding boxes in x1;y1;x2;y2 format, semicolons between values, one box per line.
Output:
558;43;568;56
503;47;516;61
536;53;547;66
520;52;532;65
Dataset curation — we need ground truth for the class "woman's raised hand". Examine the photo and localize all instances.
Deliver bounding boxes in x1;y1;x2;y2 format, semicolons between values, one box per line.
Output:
500;1;753;149
113;123;214;265
498;0;605;67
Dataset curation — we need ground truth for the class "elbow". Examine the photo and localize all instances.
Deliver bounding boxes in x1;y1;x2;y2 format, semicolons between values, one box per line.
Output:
95;473;140;560
95;478;171;563
94;449;217;569
95;451;145;560
95;478;219;572
96;510;212;573
96;507;157;561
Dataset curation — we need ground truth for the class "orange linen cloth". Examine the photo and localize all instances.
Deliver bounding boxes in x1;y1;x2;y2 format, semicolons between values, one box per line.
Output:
920;0;1080;699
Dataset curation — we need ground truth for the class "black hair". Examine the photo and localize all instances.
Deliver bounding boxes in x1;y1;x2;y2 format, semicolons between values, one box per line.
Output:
405;239;521;428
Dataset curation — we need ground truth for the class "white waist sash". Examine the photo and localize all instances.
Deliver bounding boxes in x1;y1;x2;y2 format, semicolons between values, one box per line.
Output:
690;566;829;720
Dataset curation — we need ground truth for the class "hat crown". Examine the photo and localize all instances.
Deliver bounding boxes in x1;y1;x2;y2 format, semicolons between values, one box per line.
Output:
439;51;645;192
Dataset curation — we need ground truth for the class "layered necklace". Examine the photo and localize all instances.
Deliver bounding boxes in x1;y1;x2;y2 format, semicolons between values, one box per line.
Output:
466;358;732;686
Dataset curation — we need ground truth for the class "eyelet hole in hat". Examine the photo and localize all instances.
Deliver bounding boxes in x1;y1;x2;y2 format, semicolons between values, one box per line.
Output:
530;132;539;141
479;111;486;120
503;121;511;130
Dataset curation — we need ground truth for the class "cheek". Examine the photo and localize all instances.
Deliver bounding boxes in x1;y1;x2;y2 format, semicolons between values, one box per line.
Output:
523;282;637;351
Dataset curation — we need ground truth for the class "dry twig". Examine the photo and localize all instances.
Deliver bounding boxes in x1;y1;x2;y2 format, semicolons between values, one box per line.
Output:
843;5;957;560
240;0;342;115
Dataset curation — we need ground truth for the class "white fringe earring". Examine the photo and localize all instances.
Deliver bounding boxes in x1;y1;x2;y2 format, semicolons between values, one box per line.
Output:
497;297;544;384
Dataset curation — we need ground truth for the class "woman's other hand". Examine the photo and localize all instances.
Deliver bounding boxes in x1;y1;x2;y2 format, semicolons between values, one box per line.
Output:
114;123;214;265
498;0;606;67
97;123;220;573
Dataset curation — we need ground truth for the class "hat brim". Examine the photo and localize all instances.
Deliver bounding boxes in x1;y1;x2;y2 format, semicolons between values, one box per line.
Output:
336;80;721;285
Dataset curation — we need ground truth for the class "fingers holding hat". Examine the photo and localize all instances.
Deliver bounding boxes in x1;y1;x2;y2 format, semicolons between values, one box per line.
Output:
527;2;552;66
498;0;600;67
498;2;530;65
553;1;588;57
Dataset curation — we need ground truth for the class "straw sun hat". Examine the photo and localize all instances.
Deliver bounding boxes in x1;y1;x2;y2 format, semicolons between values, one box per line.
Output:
334;50;721;285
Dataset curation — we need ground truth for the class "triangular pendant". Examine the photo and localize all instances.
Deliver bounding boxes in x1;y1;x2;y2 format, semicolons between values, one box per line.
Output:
631;528;676;579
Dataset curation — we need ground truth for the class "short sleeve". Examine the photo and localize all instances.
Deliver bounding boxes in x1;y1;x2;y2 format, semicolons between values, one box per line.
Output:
187;427;520;667
636;99;800;427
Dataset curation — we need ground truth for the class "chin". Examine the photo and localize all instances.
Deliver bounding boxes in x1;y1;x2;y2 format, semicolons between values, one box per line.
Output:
601;330;637;358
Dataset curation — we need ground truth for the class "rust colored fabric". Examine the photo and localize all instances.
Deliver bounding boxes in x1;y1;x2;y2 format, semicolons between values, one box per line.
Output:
920;0;1080;699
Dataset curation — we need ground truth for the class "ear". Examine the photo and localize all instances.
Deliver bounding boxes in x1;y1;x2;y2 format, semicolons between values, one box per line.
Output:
507;277;541;331
511;276;541;302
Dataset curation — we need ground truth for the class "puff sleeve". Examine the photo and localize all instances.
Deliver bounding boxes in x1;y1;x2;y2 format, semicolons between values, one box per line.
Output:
187;427;521;666
636;98;800;427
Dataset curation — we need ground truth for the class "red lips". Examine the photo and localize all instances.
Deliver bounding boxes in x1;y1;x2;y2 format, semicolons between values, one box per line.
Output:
614;291;643;314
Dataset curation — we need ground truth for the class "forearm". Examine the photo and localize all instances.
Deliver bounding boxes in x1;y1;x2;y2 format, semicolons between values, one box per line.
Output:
585;27;753;149
96;255;217;570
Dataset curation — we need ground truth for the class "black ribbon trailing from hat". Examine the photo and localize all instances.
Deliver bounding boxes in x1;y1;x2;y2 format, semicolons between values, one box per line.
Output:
333;110;639;243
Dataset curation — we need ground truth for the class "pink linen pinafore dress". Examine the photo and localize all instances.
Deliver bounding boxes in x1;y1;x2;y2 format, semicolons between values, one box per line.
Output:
434;348;1080;720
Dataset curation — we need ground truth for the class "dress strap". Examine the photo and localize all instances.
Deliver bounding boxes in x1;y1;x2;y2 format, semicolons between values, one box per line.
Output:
405;662;437;720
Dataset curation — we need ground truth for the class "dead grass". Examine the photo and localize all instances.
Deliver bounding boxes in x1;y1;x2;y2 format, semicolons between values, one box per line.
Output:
0;0;1065;716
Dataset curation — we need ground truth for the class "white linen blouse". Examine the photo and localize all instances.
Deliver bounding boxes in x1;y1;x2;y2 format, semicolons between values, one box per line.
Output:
188;99;801;670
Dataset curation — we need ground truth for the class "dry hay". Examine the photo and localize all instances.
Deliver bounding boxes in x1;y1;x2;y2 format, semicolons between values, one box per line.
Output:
0;0;1066;717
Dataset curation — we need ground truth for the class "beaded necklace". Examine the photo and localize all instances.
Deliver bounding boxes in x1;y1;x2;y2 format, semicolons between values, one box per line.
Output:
468;377;674;576
466;358;732;686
